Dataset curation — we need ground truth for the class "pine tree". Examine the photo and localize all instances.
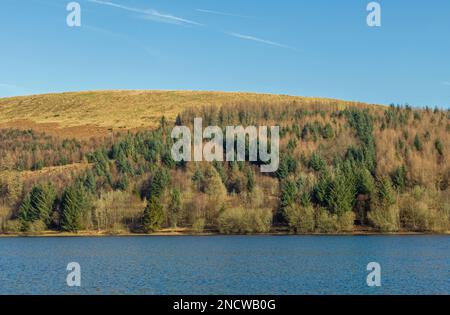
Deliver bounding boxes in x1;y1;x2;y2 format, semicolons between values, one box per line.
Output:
276;157;289;180
391;165;407;191
322;123;334;139
143;196;164;233
246;167;255;193
414;134;423;151
435;138;444;156
377;176;396;206
280;179;298;213
327;171;356;215
309;153;326;172
60;184;91;232
357;167;375;195
150;167;170;199
168;188;182;228
18;184;56;227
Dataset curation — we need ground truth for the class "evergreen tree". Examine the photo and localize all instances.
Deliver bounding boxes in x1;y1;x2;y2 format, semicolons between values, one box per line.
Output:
279;179;298;215
245;167;255;193
391;165;407;191
327;171;356;215
275;157;289;180
143;196;164;233
150;167;170;199
60;184;91;232
377;176;396;206
212;160;227;184
309;153;326;172
322;123;334;139
168;188;182;228
357;167;375;195
435;138;444;156
192;167;204;191
414;134;423;151
313;170;331;206
18;184;56;227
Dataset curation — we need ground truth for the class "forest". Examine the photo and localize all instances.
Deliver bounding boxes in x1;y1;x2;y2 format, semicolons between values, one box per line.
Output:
0;97;449;234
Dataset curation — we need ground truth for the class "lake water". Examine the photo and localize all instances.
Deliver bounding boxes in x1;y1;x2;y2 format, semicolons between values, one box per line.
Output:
0;236;449;295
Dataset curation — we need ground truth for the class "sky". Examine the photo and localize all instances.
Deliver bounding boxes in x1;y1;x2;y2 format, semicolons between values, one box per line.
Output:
0;0;449;107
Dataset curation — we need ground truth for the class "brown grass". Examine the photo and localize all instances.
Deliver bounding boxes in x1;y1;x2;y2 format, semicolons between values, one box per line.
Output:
0;90;380;138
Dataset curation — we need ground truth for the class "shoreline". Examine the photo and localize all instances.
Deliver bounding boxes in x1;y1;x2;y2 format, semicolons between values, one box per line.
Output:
1;229;449;238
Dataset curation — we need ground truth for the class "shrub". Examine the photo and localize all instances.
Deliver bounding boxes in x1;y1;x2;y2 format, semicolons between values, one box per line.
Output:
337;211;355;232
218;207;272;234
2;219;22;233
368;204;400;232
192;217;205;233
284;204;315;233
315;208;339;233
399;187;450;232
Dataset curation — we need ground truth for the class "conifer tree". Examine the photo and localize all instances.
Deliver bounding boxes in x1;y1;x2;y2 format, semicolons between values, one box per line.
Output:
60;184;91;232
143;196;164;233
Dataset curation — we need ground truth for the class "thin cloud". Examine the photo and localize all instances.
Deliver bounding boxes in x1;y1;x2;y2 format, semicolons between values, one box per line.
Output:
443;81;450;86
88;0;203;26
196;9;252;19
226;32;295;50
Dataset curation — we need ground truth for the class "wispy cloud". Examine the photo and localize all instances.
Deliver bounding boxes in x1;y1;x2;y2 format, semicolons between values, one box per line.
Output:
88;0;203;26
196;9;252;19
226;32;295;50
443;81;450;86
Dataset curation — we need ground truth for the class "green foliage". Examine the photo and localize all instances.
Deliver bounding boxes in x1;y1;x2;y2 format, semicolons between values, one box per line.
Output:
322;123;334;139
435;138;443;156
391;165;407;191
309;153;326;172
414;134;423;151
168;188;182;228
212;160;227;184
218;207;272;234
143;196;164;233
115;174;129;191
326;170;356;215
60;184;92;232
149;167;170;199
192;217;205;233
313;171;332;207
368;204;400;232
19;184;56;228
245;167;255;193
315;208;339;233
275;156;289;180
376;176;396;206
279;179;298;214
357;167;375;195
284;204;315;233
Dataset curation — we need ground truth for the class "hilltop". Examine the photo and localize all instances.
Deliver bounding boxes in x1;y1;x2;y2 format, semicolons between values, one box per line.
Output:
0;90;377;138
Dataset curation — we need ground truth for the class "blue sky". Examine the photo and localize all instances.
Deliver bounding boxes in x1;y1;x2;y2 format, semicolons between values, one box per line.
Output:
1;0;449;107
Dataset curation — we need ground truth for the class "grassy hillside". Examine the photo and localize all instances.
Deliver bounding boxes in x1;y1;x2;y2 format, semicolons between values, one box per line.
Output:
0;90;448;235
0;90;375;137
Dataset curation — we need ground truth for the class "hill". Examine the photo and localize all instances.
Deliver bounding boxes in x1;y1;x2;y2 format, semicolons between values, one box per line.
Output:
0;90;448;235
0;90;376;138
